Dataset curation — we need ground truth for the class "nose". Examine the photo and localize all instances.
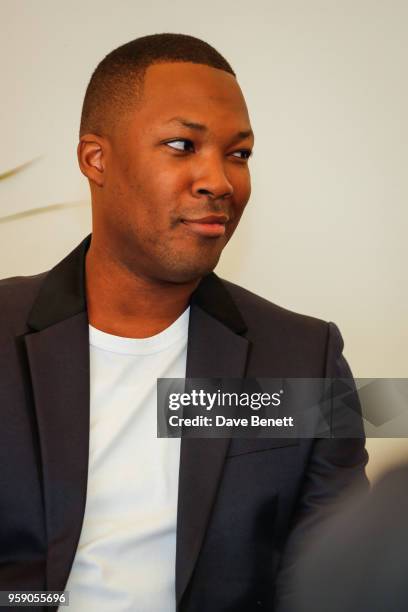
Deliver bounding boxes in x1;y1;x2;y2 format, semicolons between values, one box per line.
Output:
191;155;234;201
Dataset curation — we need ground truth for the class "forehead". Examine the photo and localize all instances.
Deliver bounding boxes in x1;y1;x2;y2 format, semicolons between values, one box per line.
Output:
135;62;251;127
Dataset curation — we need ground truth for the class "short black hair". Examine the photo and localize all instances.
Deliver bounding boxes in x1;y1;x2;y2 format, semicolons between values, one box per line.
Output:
79;33;236;137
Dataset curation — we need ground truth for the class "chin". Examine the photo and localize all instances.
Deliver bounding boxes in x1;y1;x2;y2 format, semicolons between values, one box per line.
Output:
161;253;221;284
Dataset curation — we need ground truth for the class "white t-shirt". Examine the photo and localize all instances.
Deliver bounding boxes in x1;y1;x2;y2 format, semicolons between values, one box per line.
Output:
64;307;189;612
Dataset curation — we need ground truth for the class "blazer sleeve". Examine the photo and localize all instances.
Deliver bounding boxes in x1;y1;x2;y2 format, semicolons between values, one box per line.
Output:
274;322;370;611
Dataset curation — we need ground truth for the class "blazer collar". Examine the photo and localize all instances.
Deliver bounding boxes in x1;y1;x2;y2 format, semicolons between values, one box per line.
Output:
27;233;247;336
27;235;89;331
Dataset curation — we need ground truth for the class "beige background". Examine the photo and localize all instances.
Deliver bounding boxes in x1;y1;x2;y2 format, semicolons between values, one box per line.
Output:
1;0;407;480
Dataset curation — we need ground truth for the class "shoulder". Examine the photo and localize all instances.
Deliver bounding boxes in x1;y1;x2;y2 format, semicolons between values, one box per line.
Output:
221;278;330;342
220;278;339;377
0;272;47;335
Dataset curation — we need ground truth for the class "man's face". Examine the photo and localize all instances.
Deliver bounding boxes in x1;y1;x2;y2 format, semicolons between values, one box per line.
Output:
96;61;254;284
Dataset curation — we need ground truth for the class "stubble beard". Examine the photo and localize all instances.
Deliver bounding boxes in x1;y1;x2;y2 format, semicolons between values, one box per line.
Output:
149;234;226;284
117;228;226;285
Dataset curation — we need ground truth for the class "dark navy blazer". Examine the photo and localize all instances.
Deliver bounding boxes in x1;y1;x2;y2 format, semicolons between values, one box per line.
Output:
0;235;368;611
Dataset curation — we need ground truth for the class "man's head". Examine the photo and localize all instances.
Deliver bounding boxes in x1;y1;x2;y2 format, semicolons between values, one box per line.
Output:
78;33;254;284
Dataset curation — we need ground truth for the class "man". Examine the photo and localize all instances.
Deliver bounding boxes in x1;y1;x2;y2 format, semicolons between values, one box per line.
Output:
0;34;368;611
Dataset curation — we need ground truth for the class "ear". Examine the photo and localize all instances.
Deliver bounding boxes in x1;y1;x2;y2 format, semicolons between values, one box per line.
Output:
77;134;108;187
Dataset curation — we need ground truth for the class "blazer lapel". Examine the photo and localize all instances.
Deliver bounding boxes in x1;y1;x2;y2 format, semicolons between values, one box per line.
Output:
24;313;89;592
176;275;250;605
24;236;91;592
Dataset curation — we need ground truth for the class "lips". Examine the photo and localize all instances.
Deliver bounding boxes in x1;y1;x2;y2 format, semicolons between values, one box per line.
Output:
181;215;228;238
185;215;228;224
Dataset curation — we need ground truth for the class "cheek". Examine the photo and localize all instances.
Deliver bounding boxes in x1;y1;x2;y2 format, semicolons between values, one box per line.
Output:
232;169;251;208
152;163;191;196
225;172;251;239
125;167;187;230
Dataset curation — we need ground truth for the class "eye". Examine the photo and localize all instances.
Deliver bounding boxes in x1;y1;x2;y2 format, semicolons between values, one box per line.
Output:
165;139;195;152
231;149;253;160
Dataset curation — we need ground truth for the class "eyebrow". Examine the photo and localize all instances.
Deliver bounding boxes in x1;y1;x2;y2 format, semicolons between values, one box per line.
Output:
165;116;254;143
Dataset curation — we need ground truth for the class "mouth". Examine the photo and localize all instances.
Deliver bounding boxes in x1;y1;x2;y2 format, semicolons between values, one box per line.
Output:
181;214;228;238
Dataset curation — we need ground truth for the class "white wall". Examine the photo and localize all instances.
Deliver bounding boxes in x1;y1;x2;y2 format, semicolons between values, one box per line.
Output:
1;0;407;480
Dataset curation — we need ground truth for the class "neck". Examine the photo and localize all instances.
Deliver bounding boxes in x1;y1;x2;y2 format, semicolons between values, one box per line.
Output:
85;243;199;338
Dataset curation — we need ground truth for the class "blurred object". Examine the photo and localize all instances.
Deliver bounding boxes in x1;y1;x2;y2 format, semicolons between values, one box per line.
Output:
286;463;408;612
0;158;40;181
0;200;86;224
366;439;408;483
0;201;91;278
